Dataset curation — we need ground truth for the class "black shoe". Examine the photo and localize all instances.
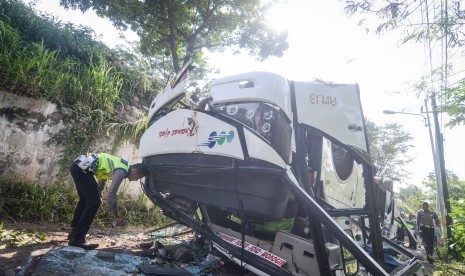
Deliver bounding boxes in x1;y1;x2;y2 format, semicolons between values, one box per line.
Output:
68;242;99;250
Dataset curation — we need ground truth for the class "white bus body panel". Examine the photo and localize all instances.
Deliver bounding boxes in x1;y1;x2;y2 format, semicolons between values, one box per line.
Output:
243;130;287;168
140;109;286;167
140;109;244;160
147;79;188;122
293;82;367;152
320;138;366;208
211;71;292;120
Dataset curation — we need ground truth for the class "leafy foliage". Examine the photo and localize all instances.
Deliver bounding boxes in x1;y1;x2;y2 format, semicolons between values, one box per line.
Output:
433;261;465;276
0;223;47;249
344;0;465;48
442;82;465;127
110;187;172;228
0;176;76;222
107;115;148;152
403;170;465;262
423;170;465;201
422;170;465;261
365;119;414;182
0;0;290;164
448;199;465;261
113;45;166;106
396;185;426;214
0;1;168;166
58;0;289;74
344;0;465;127
0;176;171;227
0;0;112;63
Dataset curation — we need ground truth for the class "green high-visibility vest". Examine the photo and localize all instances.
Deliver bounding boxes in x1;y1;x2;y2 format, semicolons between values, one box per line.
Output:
92;153;130;181
406;221;415;230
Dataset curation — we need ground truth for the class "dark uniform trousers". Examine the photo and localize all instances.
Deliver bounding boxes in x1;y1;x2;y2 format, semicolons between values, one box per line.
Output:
420;225;435;256
69;163;101;243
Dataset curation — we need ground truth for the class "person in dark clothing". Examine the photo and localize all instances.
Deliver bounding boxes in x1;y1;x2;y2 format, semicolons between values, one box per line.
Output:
417;202;440;262
405;214;417;249
190;87;201;103
395;213;406;244
68;153;148;250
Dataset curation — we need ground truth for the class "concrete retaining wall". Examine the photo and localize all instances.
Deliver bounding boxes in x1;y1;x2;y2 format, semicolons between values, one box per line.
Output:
0;90;143;194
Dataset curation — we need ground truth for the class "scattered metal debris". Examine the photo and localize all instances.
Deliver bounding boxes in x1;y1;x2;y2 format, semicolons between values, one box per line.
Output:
138;264;193;275
30;224;250;275
147;223;194;240
32;246;157;276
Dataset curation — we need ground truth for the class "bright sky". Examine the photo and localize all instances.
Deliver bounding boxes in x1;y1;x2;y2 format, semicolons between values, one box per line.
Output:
27;0;465;187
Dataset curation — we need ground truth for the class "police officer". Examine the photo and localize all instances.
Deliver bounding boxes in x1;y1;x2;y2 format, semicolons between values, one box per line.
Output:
416;201;440;262
68;153;148;250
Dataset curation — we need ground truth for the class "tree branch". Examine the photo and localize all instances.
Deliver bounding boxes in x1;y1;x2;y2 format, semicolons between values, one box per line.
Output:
166;0;180;72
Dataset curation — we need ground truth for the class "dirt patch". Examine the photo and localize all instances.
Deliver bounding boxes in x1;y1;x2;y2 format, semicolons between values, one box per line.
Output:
0;222;169;276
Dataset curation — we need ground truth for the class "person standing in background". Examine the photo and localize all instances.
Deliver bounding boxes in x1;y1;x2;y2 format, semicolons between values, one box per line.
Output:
395;212;406;244
417;202;440;262
405;214;417;249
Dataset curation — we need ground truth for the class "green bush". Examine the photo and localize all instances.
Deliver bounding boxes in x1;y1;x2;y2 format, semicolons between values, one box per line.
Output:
433;199;465;275
448;199;465;261
433;261;465;275
0;176;171;228
0;176;76;222
0;1;165;166
0;1;169;229
0;0;112;63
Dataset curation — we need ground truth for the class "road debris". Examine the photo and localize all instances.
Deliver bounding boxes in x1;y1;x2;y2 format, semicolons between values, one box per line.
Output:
25;223;250;275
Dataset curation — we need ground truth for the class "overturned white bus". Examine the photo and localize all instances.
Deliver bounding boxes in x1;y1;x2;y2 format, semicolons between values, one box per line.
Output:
139;64;424;276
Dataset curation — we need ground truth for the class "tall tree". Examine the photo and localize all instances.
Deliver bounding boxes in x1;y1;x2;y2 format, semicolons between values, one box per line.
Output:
365;120;414;182
397;185;425;214
442;83;465;127
58;0;288;74
423;170;465;201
